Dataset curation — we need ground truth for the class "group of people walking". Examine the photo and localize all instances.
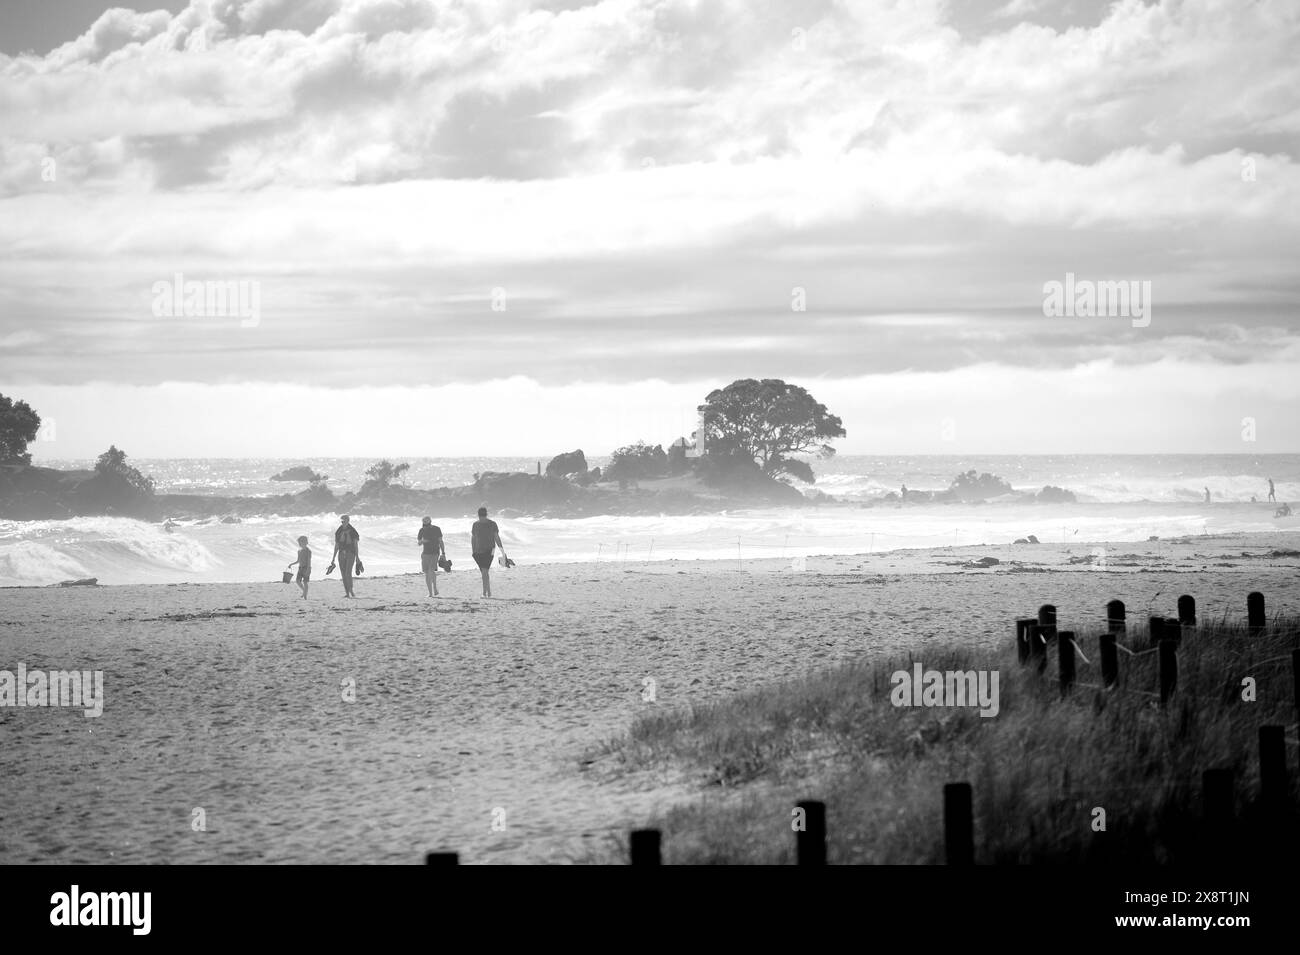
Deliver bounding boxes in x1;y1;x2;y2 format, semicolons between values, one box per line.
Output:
286;507;511;599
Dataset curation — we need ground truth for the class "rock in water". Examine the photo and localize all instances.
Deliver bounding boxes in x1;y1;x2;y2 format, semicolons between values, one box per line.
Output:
545;450;588;478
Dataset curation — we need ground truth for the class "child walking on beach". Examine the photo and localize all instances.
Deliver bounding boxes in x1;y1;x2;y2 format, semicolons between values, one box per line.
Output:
288;535;311;598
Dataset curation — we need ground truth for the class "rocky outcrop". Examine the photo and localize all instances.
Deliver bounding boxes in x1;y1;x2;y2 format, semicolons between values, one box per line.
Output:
544;450;588;479
270;466;326;483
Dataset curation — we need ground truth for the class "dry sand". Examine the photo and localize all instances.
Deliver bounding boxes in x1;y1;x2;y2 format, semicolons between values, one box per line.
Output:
2;532;1298;864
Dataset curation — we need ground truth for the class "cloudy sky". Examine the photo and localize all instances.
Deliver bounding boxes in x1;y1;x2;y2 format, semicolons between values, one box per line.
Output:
1;0;1297;458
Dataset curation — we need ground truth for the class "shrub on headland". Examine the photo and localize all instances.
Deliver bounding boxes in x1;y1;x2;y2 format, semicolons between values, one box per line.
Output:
1036;485;1077;503
604;442;668;483
363;459;409;489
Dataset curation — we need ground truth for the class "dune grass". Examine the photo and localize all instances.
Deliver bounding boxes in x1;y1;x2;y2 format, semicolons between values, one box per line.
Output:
593;615;1300;864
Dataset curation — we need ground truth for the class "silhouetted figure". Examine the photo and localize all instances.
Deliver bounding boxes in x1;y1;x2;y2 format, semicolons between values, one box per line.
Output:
1204;487;1211;503
331;514;360;597
900;484;908;502
471;506;510;598
1268;478;1276;502
418;516;445;597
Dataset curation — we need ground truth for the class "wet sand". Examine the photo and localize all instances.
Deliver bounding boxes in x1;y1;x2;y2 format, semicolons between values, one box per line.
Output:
2;532;1298;863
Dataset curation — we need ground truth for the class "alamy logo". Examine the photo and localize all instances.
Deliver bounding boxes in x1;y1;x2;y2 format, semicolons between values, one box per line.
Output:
0;664;103;717
890;663;999;717
1042;272;1151;328
50;886;150;935
151;272;260;327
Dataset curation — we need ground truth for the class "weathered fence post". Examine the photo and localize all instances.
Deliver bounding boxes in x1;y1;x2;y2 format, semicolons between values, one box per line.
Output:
1029;624;1048;674
1293;648;1300;725
1259;726;1286;813
1016;618;1035;665
425;851;459;864
1203;768;1233;863
1099;632;1118;688
1162;618;1182;646
1106;599;1126;634
1177;594;1196;627
1148;616;1164;648
795;800;826;865
630;829;661;865
1247;592;1266;635
944;782;974;865
1038;604;1057;638
1158;637;1178;707
1058;630;1076;694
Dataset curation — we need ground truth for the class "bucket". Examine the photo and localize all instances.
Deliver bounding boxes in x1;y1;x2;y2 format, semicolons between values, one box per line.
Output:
282;571;294;584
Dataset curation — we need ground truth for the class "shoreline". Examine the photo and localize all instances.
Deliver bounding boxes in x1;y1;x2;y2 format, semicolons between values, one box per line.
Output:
5;528;1298;590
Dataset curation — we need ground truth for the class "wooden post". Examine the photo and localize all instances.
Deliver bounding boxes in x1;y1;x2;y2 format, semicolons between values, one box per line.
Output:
1106;599;1126;634
630;829;661;865
1177;594;1196;627
1293;649;1300;726
425;852;459;864
1247;592;1265;635
1099;632;1118;688
795;800;826;865
1162;618;1182;646
1029;624;1048;674
1015;618;1035;665
1037;604;1057;638
1158;637;1178;707
1058;630;1076;694
944;782;974;865
1148;616;1164;648
1259;725;1286;812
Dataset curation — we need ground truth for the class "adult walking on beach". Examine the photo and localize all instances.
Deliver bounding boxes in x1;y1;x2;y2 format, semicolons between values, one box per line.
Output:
1268;478;1276;503
331;514;361;598
471;506;509;598
418;516;445;597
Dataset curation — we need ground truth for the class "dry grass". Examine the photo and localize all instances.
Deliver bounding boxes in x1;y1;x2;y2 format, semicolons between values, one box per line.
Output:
593;616;1300;864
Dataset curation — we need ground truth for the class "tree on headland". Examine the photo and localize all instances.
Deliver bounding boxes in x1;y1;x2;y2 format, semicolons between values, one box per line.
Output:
697;379;845;483
0;393;41;465
94;446;155;495
364;459;410;487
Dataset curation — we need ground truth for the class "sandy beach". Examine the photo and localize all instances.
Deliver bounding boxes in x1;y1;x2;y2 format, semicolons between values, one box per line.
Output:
3;531;1298;864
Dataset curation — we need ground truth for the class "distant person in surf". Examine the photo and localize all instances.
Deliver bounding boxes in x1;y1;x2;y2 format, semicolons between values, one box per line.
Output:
1276;502;1293;518
330;514;361;598
418;516;446;597
471;506;509;598
287;535;311;599
1204;487;1211;504
900;484;908;502
1268;478;1276;502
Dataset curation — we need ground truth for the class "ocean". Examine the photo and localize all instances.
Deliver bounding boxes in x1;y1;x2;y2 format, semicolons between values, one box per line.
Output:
4;454;1298;587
